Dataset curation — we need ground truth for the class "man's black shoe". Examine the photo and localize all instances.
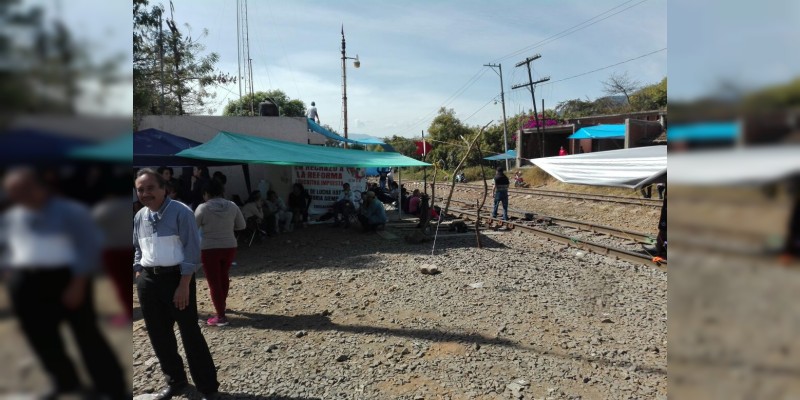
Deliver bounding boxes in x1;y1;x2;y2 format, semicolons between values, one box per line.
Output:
201;391;221;400
153;382;188;400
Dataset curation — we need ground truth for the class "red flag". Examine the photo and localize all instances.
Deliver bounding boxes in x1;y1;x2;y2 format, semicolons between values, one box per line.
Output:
415;141;432;155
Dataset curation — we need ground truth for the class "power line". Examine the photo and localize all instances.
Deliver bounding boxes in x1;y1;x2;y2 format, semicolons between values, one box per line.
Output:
492;0;650;63
539;47;666;86
462;95;499;124
403;68;488;134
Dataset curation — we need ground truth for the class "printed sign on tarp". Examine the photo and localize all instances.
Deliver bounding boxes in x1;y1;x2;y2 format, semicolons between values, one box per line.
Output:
292;166;367;216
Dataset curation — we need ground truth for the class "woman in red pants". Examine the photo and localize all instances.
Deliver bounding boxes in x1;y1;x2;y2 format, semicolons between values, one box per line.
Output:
194;179;246;326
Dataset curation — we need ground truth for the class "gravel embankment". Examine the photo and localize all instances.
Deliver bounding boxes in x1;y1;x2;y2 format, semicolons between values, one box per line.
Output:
133;220;666;399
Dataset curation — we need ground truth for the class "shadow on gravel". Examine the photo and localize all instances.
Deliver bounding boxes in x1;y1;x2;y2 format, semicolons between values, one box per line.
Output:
225;310;520;349
221;395;321;400
225;226;509;278
224;310;666;377
133;305;142;322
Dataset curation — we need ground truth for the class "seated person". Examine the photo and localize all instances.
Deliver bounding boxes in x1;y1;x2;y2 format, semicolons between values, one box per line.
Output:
240;190;265;228
264;190;293;233
358;191;388;232
331;183;356;227
288;183;312;227
408;189;422;215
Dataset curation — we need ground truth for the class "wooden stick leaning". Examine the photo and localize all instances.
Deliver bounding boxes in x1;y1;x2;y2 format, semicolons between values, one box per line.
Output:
439;121;493;232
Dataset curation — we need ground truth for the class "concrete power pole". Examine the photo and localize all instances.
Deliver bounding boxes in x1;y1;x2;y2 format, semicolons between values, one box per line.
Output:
484;63;510;171
512;54;550;159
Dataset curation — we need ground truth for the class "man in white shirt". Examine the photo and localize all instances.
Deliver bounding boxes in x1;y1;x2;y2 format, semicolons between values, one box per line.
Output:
307;101;320;123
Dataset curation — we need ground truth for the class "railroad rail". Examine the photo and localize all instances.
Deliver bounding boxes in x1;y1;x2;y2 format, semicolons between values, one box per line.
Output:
405;181;663;207
441;197;656;245
443;205;666;270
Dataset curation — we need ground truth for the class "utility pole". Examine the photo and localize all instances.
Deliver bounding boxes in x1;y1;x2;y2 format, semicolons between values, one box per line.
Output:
512;54;550;158
341;26;348;149
484;63;510;171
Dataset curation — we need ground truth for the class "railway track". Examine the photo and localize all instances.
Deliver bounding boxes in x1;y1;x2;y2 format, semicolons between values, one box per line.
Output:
423;194;665;269
443;205;666;270
405;181;663;207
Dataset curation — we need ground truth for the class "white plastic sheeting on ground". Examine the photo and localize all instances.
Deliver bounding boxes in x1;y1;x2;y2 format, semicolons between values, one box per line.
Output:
530;145;666;189
668;145;800;186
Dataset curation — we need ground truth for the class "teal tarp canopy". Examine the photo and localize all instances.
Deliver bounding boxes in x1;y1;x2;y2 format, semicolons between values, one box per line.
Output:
667;122;738;141
568;124;625;140
484;149;517;160
307;118;396;151
176;131;430;167
70;133;132;162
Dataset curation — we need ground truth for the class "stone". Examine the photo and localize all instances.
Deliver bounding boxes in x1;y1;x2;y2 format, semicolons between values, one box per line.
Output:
336;354;350;362
295;330;308;338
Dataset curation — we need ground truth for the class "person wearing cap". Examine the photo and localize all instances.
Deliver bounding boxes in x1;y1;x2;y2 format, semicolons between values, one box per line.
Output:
307;101;320;123
358;191;388;232
133;168;220;399
492;167;510;221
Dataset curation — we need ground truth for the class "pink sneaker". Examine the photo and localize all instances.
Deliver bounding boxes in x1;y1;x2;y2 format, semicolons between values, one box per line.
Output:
206;316;229;326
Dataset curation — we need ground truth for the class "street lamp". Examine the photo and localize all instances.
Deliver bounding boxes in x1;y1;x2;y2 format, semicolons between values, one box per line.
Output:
341;25;360;148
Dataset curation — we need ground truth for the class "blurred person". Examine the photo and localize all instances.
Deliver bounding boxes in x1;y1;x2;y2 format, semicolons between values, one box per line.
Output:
158;166;183;201
379;168;388;190
189;166;210;210
93;175;135;327
408;189;422;215
195;180;245;327
331;183;356;228
357;191;388;232
492;167;510;221
387;168;395;187
288;183;312;228
264;190;293;233
640;184;653;199
307;101;320;123
211;171;227;187
558;146;568;156
653;193;668;263
1;168;127;399
133;169;219;399
780;183;800;265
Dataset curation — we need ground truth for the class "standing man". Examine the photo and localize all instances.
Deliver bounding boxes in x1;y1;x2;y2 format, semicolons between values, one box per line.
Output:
2;168;127;399
307;101;320;123
134;168;220;400
492;167;510;221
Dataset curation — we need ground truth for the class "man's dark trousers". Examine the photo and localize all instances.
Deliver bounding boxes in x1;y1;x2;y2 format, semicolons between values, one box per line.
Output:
8;268;126;397
136;268;219;393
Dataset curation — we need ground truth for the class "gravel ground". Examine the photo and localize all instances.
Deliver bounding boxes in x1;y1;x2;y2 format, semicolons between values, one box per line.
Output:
133;216;667;399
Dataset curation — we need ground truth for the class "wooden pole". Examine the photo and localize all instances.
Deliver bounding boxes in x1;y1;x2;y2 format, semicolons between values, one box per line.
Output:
441;122;492;219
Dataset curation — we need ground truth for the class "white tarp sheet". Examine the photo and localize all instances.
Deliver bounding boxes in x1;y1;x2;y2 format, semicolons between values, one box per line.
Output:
530;145;666;189
668;145;800;186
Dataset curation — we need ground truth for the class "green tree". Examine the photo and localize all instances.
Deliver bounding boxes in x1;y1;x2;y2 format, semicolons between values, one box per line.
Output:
630;77;667;111
426;107;473;170
384;135;418;159
1;1;122;114
134;0;234;117
223;89;306;117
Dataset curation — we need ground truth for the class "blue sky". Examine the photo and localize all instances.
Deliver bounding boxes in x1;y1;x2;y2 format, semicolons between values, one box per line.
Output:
171;0;667;138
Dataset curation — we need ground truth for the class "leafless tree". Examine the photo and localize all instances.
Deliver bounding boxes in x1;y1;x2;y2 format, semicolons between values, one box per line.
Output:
602;71;641;106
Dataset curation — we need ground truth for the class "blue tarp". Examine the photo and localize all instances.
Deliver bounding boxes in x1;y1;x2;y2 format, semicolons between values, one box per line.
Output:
0;128;93;166
134;128;243;167
484;149;517;161
667;122;738;141
307;119;396;151
568;124;626;140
